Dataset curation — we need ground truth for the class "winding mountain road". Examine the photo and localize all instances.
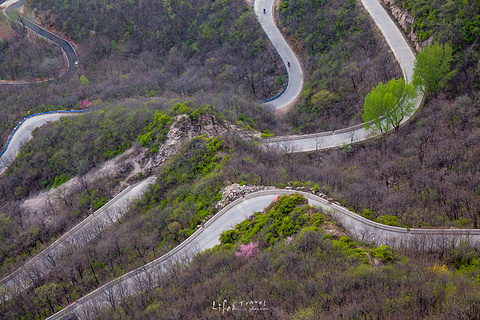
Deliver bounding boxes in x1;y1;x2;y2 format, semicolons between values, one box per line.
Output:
38;0;441;318
262;0;422;152
47;189;480;320
0;113;68;175
0;0;472;318
254;0;303;109
0;109;102;175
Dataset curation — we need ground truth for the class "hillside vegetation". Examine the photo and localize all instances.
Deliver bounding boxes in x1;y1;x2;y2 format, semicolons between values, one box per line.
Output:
278;0;401;133
394;0;480;95
0;14;63;81
6;123;480;319
87;195;480;319
0;0;284;150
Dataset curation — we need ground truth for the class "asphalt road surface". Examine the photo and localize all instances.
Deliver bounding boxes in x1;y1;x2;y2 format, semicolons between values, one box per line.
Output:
0;113;72;174
254;0;304;110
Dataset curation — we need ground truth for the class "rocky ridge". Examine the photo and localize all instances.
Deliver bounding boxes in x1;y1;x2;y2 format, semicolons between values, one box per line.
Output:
215;183;277;210
380;0;433;51
143;114;259;172
215;183;334;210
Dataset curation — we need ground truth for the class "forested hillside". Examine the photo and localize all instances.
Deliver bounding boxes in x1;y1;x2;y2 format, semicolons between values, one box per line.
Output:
0;14;62;81
5;122;480;318
3;0;480;318
0;0;284;150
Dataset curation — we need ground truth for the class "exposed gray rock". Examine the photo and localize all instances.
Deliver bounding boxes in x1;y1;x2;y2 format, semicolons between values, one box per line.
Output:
380;0;434;51
143;114;258;172
216;183;276;209
216;183;331;210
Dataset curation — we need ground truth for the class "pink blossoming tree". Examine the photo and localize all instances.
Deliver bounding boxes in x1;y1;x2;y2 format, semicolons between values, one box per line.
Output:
235;242;259;258
79;99;90;109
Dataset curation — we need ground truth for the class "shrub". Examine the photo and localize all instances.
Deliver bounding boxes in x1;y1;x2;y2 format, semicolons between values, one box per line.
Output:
370;245;394;263
376;215;402;227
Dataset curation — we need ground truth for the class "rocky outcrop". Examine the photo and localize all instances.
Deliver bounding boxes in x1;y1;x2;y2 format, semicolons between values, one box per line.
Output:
143;114;259;172
215;183;277;209
380;0;433;51
381;0;414;31
215;183;334;210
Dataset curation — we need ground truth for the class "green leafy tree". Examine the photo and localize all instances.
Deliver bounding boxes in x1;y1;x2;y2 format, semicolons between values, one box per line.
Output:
412;43;456;95
79;75;90;99
34;283;61;314
79;75;90;87
362;78;417;134
0;214;12;241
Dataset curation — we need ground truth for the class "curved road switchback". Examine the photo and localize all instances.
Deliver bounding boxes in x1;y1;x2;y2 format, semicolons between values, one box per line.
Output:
46;0;428;318
47;188;480;320
47;191;293;319
0;113;73;174
254;0;303;109
1;0;78;85
0;108;103;175
262;0;422;152
19;15;78;78
0;0;460;318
